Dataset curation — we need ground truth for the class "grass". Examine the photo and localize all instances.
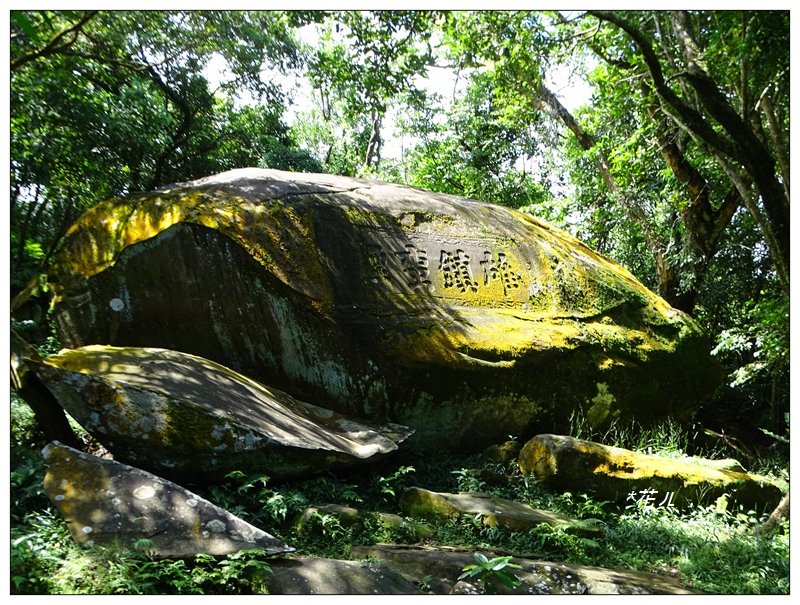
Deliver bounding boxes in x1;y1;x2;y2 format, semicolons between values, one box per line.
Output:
9;398;790;595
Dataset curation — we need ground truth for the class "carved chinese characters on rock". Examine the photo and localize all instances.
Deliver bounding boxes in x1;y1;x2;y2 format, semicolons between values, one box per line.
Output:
396;244;433;292
438;249;478;293
362;237;526;302
480;251;522;296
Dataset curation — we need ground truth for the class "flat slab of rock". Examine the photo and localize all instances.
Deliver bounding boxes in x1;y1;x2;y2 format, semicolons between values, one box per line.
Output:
265;556;422;594
34;345;412;482
48;168;719;450
399;487;594;533
352;545;698;595
519;434;784;510
41;441;292;558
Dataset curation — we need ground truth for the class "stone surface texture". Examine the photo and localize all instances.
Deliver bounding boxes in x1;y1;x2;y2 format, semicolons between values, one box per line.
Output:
35;345;412;482
41;441;292;558
351;545;698;594
48;168;720;448
265;556;422;594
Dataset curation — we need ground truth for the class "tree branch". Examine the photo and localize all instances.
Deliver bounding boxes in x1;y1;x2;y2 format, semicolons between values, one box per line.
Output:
533;83;698;308
760;94;790;198
590;10;789;290
11;10;99;70
670;10;789;276
535;84;616;192
713;152;789;293
588;10;743;163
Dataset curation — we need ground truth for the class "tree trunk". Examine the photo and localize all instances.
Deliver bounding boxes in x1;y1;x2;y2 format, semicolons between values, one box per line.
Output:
755;491;789;537
536;83;696;312
590;10;790;294
11;331;82;449
364;110;382;169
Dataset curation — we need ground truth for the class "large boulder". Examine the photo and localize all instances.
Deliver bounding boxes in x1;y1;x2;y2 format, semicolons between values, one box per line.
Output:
48;168;719;449
41;441;292;558
519;434;785;510
33;345;412;483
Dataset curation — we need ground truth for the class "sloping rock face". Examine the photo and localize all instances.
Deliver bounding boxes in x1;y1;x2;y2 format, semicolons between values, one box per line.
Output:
34;345;412;482
41;441;292;558
48;168;719;448
519;434;784;511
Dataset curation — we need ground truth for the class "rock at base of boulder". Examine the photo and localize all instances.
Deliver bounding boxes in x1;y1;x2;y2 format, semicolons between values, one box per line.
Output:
481;440;523;465
35;345;413;483
519;434;784;510
41;441;293;558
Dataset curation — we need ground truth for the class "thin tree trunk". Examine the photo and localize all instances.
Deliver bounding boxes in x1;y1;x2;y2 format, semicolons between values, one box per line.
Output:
14;183;41;264
755;491;789;537
760;95;790;198
364;111;382;169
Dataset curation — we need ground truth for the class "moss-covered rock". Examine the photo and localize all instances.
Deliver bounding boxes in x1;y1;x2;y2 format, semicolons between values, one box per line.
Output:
398;487;593;533
34;345;412;483
48;168;720;450
481;440;523;465
518;434;784;511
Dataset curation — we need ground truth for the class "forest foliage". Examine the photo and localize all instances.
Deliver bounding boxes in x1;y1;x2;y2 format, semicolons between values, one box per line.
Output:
7;9;791;596
10;9;789;436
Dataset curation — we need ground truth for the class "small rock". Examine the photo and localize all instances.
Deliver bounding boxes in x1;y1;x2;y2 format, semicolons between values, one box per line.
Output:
399;487;595;534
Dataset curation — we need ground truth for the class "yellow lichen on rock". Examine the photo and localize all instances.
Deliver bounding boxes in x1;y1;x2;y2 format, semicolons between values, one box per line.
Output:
50;191;335;313
520;213;673;317
519;434;784;510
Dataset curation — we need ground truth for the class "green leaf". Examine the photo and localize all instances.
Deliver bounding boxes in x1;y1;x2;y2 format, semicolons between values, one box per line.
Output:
11;11;39;43
473;552;489;565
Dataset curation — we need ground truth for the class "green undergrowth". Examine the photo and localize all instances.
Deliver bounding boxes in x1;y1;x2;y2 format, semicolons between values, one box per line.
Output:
10;399;790;595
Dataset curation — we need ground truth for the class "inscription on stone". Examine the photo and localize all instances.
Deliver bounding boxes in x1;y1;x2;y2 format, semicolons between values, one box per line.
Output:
480;251;522;296
395;244;433;292
439;249;478;293
365;244;391;281
362;237;526;301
